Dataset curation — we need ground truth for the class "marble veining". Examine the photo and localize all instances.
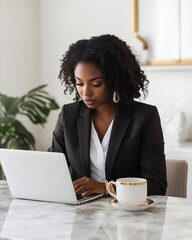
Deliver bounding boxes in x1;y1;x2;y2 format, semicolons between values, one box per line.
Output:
1;181;192;239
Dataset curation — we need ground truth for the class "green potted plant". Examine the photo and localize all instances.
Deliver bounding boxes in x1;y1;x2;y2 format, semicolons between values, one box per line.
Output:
0;84;60;179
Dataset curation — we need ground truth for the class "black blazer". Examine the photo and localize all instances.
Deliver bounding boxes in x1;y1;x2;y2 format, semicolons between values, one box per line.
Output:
49;100;167;195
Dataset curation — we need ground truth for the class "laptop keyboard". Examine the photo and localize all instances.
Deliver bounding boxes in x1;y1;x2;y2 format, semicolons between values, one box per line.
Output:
76;195;84;200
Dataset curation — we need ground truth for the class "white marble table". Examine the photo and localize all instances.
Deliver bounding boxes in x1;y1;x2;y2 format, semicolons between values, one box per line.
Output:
1;181;192;240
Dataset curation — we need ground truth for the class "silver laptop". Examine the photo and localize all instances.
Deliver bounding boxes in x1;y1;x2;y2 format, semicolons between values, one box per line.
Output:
0;149;103;204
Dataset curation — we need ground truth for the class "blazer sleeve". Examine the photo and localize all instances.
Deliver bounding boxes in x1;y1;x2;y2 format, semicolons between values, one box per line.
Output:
48;103;83;180
139;106;167;196
48;106;67;155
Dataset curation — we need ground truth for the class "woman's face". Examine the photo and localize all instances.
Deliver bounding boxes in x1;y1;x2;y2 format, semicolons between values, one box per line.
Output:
74;62;112;109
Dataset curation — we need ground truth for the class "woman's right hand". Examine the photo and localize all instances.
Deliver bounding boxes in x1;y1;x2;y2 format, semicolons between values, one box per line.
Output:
73;177;106;197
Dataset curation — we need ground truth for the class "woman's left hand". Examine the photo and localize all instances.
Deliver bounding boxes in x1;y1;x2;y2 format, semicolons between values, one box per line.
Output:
73;177;105;197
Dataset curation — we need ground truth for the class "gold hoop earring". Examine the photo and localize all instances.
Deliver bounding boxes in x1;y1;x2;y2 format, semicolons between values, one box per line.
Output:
113;92;120;103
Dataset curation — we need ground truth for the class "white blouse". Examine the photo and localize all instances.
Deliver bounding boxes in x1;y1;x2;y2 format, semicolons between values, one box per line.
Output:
90;119;114;181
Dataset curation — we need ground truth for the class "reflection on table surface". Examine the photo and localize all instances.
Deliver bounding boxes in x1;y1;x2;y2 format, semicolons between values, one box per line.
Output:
1;181;192;240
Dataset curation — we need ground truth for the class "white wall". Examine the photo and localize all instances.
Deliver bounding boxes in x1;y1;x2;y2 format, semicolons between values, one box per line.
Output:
0;0;40;94
139;0;192;61
0;0;43;149
143;66;192;148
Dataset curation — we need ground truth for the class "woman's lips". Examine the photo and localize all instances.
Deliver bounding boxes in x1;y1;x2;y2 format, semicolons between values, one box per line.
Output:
83;99;96;105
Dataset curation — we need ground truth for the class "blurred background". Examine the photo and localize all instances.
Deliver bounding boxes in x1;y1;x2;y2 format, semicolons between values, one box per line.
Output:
1;0;192;151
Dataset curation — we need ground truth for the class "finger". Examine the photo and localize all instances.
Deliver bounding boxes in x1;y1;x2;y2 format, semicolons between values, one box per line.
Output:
73;179;81;186
74;181;89;190
82;189;93;197
75;184;94;196
75;185;88;195
73;177;89;186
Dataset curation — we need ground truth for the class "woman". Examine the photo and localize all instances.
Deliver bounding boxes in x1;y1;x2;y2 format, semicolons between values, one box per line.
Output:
49;34;167;197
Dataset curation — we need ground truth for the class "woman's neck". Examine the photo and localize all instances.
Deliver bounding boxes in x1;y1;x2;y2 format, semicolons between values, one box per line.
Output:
93;101;117;119
92;102;117;142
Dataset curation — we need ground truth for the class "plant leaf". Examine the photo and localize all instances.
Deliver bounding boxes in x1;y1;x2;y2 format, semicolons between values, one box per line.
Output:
0;84;60;149
18;85;60;125
0;117;35;150
0;93;20;116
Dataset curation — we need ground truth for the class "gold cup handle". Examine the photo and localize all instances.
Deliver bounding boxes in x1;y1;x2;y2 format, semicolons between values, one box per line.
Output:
106;181;117;198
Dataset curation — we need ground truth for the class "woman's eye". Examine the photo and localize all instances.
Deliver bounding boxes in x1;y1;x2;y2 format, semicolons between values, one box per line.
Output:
92;83;101;87
76;83;84;86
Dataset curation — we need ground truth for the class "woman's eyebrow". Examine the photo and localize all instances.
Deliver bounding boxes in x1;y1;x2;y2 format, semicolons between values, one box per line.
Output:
75;76;103;81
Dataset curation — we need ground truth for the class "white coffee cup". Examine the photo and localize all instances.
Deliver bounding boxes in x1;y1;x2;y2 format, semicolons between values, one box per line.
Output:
106;177;147;205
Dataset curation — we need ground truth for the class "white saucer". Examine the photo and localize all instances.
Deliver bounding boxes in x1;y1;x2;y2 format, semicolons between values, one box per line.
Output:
111;198;154;211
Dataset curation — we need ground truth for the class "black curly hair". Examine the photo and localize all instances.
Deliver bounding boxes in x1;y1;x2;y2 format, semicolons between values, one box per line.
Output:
59;34;149;103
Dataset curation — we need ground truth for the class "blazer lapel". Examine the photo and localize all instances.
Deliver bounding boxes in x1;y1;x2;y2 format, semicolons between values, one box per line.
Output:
77;104;92;177
105;102;133;180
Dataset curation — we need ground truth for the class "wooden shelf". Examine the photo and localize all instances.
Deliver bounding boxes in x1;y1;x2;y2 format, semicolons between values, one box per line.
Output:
142;64;192;72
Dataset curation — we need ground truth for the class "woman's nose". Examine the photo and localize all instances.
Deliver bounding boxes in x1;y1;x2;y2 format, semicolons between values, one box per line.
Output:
83;85;92;96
